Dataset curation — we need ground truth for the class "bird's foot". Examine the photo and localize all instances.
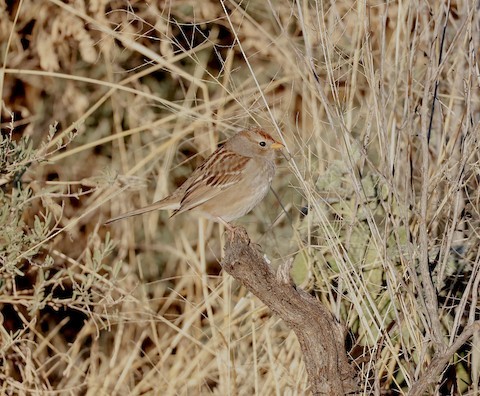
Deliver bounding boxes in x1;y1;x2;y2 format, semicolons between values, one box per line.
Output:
216;219;249;245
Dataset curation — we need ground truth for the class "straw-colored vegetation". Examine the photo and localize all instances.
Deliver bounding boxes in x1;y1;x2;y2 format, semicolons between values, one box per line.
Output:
1;0;479;394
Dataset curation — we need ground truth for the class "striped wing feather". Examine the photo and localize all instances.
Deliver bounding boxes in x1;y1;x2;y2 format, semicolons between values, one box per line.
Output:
172;147;250;215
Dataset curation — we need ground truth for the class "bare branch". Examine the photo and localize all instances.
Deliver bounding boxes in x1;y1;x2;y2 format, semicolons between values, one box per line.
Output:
418;12;448;351
222;227;357;395
409;321;480;396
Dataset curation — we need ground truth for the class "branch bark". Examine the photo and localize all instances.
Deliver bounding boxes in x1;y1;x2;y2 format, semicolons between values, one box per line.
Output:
409;321;480;396
222;227;357;395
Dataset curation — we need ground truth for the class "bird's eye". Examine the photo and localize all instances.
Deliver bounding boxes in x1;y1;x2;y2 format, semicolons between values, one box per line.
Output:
259;141;266;147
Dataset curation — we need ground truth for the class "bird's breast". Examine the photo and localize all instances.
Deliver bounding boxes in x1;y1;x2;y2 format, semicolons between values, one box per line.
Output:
195;158;276;222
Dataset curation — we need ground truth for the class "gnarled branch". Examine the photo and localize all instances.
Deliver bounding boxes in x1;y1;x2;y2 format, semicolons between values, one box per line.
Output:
222;227;357;395
409;321;480;396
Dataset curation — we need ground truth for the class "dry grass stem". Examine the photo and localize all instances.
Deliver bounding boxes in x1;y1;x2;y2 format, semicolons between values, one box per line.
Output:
1;1;479;394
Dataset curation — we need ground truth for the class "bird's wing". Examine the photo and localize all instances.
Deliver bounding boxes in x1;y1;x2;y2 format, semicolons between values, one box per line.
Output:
105;147;251;224
172;149;251;215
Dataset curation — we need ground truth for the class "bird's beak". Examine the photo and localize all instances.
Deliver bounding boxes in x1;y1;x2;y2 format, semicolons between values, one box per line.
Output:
271;141;285;150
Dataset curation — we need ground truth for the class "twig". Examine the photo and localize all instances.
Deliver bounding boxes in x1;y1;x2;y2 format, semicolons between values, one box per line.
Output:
222;227;357;395
418;9;450;351
409;321;480;395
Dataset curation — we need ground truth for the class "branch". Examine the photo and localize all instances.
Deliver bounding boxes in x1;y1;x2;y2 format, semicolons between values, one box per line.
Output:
222;227;357;395
409;321;480;396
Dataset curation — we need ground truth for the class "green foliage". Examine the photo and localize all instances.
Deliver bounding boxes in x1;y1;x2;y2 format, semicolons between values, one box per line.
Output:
0;131;53;278
0;123;121;388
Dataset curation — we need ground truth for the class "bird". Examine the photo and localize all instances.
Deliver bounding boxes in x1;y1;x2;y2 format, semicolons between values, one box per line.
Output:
105;128;285;225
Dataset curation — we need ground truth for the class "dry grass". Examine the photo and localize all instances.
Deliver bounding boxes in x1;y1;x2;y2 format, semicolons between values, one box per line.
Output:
1;0;479;394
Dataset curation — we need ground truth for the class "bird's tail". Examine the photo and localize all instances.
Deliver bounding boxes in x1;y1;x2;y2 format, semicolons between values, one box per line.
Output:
105;198;179;224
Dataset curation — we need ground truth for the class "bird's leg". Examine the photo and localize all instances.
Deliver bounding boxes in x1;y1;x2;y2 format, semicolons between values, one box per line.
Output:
216;217;234;231
216;217;243;244
217;219;252;247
